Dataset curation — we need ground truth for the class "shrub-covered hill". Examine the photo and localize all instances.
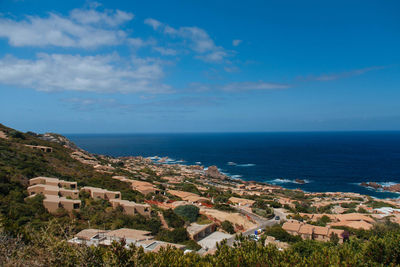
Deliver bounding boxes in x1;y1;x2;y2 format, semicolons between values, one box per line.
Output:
0;123;158;236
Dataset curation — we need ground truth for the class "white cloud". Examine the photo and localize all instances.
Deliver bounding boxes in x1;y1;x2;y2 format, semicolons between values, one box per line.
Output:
308;66;386;81
0;53;171;94
187;81;290;92
144;18;162;30
220;81;290;92
153;46;177;56
0;8;135;48
232;39;242;46
145;18;229;63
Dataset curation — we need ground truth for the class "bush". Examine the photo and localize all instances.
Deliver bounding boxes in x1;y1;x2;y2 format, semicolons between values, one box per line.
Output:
156;227;189;243
174;205;199;223
221;220;235;234
214;203;235;212
163;209;185;228
264;224;302;243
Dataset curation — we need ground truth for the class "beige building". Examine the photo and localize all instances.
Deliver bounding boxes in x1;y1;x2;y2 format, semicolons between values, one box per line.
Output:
168;190;209;203
29;176;77;189
187;222;216;241
42;195;81;213
229;197;255;206
113;176;159;195
27;184;79;199
110;199;151;217
282;220;346;243
81;186;121;200
24;145;53;153
70;228;185;252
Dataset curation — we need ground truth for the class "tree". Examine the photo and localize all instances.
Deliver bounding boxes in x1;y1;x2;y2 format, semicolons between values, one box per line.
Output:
221;220;235;234
330;233;339;244
174;205;199;223
163;209;185;228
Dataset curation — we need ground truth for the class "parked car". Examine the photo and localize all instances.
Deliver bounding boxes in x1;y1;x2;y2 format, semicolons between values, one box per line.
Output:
275;216;280;220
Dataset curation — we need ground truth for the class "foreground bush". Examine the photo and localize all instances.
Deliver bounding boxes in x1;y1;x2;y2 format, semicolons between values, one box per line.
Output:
2;221;400;266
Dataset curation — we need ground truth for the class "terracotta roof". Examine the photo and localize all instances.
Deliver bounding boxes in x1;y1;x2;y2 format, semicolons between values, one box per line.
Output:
75;229;107;240
313;226;329;236
106;228;152;241
282;221;302;232
330;220;373;230
229;197;255;206
298;224;314;235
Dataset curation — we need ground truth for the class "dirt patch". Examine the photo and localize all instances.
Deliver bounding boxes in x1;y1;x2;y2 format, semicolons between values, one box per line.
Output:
0;131;7;139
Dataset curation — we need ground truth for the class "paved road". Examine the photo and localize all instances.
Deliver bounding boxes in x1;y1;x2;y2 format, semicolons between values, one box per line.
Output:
225;207;287;246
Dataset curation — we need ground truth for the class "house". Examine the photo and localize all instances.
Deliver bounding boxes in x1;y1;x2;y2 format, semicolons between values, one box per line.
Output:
29;176;77;189
69;228;185;252
81;186;121;200
187;222;216;241
167;190;209;204
282;220;302;236
27;184;79;199
229;197;255;207
42;195;81;213
24;145;53;152
110;199;151;217
69;229;107;246
282;220;346;243
112;176;159;195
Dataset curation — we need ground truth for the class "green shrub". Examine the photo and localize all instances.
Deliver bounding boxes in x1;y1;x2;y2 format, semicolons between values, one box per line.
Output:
174;205;199;222
221;220;235;234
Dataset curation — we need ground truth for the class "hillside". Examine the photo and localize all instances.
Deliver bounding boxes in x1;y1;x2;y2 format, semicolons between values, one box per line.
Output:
1;123;400;266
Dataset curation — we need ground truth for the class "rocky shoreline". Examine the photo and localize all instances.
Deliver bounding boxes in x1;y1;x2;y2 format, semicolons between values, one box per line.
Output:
360;182;400;193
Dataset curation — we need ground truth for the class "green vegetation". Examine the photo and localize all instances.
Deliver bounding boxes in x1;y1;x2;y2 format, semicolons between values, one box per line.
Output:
174;205;199;223
221;220;235;234
264;224;302;243
196;214;212;225
214;203;235;212
309;215;332;227
156;227;189;244
162;209;185;228
366;200;396;209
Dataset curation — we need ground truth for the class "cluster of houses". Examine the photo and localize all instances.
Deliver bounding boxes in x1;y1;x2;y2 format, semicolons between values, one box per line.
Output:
300;213;375;230
69;228;185;252
26;176;151;217
282;220;347;243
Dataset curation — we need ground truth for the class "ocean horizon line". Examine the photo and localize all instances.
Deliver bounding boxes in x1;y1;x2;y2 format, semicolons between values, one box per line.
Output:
63;130;400;135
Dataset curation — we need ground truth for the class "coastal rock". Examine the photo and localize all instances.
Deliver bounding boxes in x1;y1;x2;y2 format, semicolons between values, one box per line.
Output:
384;184;400;193
295;179;306;184
206;165;227;180
360;182;382;190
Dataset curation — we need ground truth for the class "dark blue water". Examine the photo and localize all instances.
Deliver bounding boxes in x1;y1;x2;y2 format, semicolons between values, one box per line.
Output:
66;132;400;199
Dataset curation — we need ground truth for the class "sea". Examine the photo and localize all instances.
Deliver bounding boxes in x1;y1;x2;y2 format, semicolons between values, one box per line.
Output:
66;132;400;199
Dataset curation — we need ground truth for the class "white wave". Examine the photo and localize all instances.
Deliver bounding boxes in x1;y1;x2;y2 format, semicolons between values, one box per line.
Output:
378;182;398;187
230;174;243;179
269;178;310;184
195;162;202;165
227;162;237;166
236;163;256;167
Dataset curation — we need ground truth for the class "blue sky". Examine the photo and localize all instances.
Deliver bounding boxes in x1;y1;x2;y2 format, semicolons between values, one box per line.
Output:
0;0;399;133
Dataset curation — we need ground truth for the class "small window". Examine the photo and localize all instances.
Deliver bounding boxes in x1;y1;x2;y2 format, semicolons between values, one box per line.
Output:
73;203;80;209
115;194;120;198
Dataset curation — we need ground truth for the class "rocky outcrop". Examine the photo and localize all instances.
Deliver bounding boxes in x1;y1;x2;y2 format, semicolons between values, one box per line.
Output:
38;133;81;151
360;182;400;193
295;179;306;184
206;166;228;180
360;182;382;190
384;184;400;193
